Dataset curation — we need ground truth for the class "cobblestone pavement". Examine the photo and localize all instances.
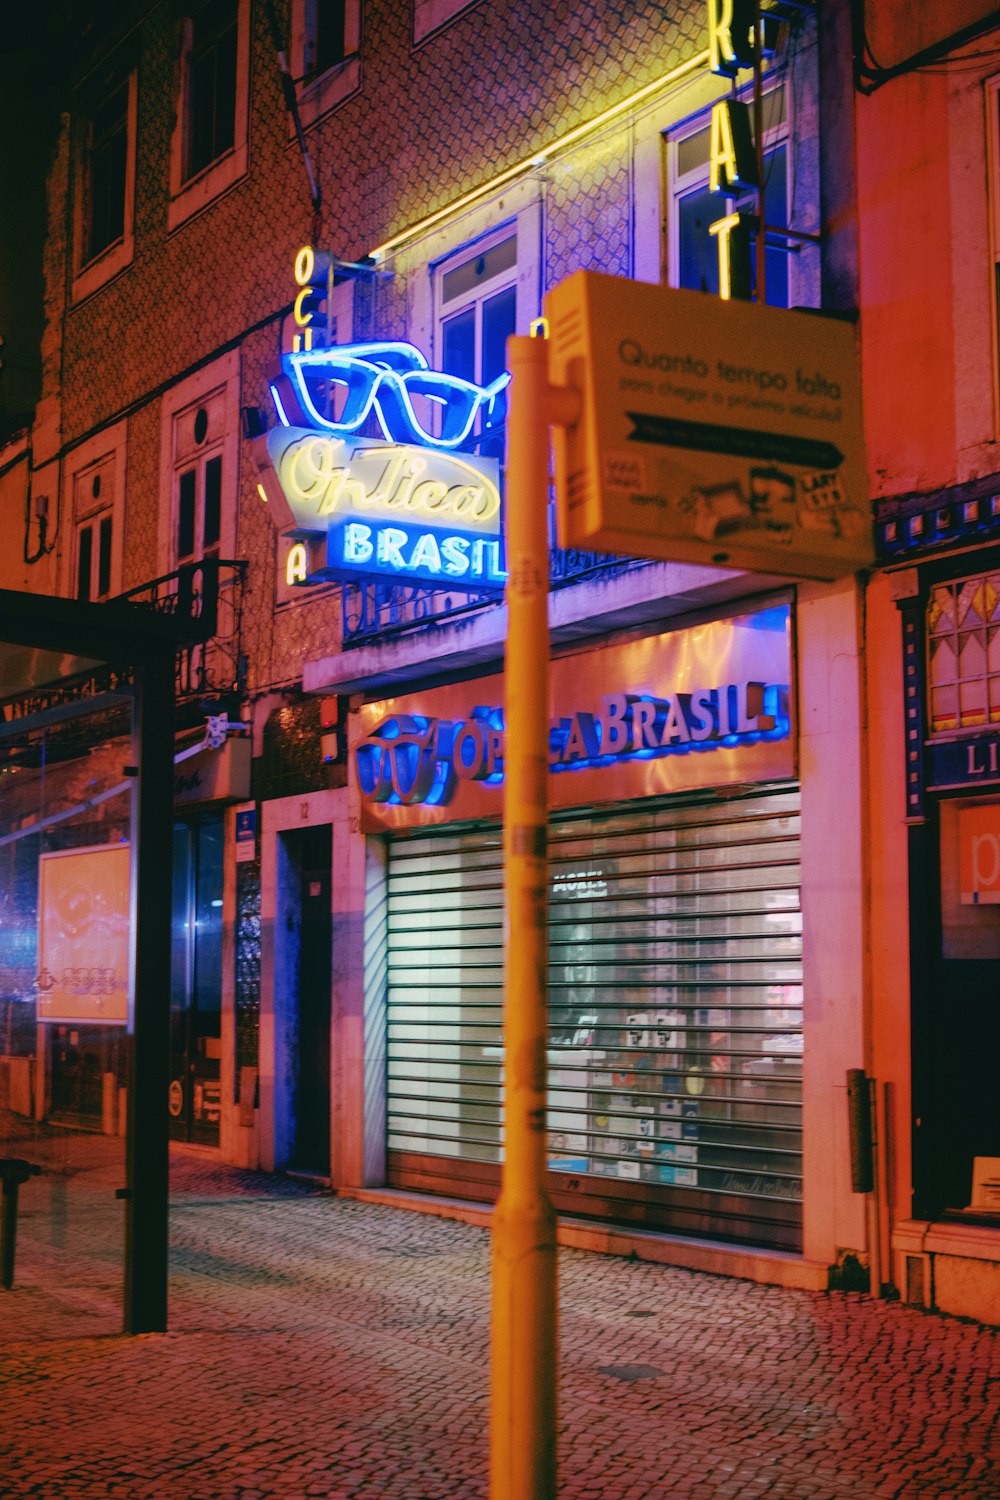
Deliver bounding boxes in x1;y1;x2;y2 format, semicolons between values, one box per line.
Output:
1;1147;999;1499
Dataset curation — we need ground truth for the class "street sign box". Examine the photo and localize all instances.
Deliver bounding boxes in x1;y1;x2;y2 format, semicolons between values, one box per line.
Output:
545;271;872;581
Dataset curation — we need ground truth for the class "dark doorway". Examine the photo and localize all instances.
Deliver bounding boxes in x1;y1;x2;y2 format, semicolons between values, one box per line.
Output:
915;797;1000;1217
170;815;224;1145
286;823;332;1174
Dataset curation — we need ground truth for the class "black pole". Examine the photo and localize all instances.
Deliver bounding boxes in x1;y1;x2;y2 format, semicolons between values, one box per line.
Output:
1;1179;20;1288
124;646;176;1334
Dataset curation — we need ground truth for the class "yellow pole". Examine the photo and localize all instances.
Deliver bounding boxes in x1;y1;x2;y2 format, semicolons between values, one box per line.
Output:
490;333;578;1500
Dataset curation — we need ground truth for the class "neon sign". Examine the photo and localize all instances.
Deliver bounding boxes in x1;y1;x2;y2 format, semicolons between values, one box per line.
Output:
291;244;331;353
263;247;511;592
355;681;790;806
269;429;501;531
704;0;778;301
270;425;506;590
273;340;510;452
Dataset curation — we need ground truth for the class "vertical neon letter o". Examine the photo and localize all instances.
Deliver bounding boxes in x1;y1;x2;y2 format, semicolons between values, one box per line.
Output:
294;246;315;286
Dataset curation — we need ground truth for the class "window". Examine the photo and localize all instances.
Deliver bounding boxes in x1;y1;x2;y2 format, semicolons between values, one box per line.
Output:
289;0;361;129
414;0;475;44
76;510;114;602
174;396;225;564
186;0;238;179
927;572;1000;734
159;353;240;573
71;71;137;303
168;0;250;230
669;88;791;308
436;230;518;460
65;429;126;602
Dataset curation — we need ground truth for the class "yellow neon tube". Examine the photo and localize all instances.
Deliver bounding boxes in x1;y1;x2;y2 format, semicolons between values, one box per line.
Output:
369;50;710;262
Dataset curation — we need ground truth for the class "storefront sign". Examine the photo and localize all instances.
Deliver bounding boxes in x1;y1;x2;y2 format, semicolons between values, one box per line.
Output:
36;845;131;1025
708;0;757;76
290;244;331;353
174;737;251;808
705;0;778;299
546;270;871;581
260;311;510;594
268;427;506;591
352;601;795;830
927;734;1000;792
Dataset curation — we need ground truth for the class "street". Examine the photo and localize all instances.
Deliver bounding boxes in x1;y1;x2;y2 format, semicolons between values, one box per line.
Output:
1;1148;998;1499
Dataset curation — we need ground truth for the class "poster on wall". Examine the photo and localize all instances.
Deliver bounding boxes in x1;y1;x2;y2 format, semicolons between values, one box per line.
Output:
36;844;131;1025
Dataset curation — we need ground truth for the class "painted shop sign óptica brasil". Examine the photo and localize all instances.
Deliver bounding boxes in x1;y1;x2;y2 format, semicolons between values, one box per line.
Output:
351;602;795;831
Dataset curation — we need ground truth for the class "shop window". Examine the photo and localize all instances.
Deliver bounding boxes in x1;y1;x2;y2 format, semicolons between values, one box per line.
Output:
288;0;361;129
71;71;137;303
435;229;517;460
927;572;1000;733
916;798;1000;1217
65;430;126;602
159;353;239;572
668;87;790;307
168;0;250;231
414;0;475;44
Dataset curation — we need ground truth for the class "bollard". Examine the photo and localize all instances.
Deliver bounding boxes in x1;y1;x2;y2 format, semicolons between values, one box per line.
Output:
0;1157;41;1289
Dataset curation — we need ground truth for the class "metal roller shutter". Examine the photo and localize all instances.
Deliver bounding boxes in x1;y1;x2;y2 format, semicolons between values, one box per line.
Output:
386;784;802;1250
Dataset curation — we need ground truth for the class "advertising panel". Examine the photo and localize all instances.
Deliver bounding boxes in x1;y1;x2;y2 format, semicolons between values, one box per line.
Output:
958;803;1000;905
351;599;794;831
545;271;871;581
36;844;131;1025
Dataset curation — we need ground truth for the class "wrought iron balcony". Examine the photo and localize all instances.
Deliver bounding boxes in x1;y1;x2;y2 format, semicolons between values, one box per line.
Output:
114;558;248;713
341;527;646;649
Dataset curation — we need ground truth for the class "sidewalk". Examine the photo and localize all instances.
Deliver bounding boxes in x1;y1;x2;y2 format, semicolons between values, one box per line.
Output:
1;1149;998;1499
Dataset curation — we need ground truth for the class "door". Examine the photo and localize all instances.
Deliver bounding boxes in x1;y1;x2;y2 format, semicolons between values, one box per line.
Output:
286;823;332;1173
170;815;224;1144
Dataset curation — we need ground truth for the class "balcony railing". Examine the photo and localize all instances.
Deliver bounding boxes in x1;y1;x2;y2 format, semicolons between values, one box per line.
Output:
341;535;646;649
116;559;248;709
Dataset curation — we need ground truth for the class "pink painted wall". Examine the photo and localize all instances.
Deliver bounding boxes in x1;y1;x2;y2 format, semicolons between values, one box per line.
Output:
856;71;958;498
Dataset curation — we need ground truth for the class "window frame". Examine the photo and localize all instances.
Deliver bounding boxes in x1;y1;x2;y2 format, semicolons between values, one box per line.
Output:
433;225;520;455
404;187;541;366
666;83;791;305
168;0;251;233
71;69;138;305
288;0;362;129
63;425;128;603
926;569;1000;737
158;351;241;575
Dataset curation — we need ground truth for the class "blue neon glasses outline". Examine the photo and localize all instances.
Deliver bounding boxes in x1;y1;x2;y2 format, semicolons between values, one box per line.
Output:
275;341;511;451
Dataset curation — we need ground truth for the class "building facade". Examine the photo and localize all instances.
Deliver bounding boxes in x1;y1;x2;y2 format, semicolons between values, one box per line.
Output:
858;3;1000;1325
0;0;888;1297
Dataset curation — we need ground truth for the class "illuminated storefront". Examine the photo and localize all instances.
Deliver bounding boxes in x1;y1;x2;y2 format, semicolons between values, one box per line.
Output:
350;600;806;1250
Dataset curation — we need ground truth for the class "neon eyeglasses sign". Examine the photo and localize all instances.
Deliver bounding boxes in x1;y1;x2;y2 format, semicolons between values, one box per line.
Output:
263;245;512;593
275;341;510;452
